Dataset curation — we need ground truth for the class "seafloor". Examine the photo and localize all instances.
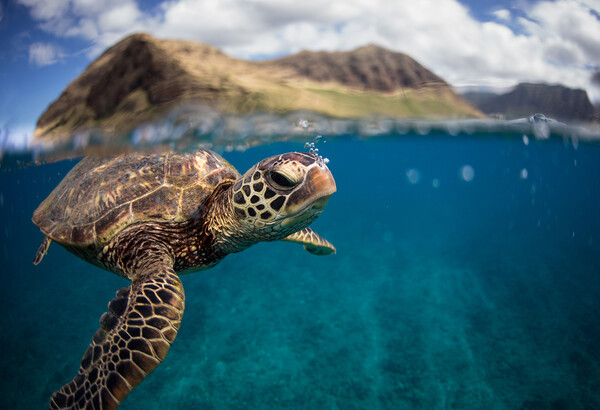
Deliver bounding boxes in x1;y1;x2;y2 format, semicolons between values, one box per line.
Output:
1;136;599;409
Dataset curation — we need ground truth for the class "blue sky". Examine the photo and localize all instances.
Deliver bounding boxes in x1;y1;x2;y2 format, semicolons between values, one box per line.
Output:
1;0;599;148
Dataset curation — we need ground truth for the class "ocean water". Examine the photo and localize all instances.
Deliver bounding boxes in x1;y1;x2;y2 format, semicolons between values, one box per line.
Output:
1;129;600;409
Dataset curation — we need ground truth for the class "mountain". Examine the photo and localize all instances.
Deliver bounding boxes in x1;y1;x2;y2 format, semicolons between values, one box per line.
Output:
33;33;483;143
459;90;497;109
461;83;596;122
262;45;448;92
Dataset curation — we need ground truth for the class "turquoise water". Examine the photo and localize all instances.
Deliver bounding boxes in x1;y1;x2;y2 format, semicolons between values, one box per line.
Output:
1;132;599;408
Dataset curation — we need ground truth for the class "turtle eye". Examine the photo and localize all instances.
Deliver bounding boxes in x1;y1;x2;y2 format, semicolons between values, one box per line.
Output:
268;170;297;190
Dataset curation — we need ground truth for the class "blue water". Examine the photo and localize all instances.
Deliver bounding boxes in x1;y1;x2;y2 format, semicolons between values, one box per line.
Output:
1;134;599;409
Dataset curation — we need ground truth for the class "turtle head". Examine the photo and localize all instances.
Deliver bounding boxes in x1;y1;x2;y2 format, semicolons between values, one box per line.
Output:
229;152;336;240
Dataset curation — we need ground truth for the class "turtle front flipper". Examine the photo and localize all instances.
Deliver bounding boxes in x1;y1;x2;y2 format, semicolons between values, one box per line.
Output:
50;264;185;409
282;228;336;255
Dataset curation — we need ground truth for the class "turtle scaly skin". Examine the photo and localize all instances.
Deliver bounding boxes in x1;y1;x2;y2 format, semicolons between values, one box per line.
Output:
33;150;335;409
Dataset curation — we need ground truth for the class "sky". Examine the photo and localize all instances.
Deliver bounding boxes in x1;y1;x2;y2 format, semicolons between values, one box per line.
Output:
1;0;599;148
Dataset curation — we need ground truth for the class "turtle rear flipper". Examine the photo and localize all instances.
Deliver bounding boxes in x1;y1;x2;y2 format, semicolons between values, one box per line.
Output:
33;236;52;265
282;228;336;255
50;264;185;409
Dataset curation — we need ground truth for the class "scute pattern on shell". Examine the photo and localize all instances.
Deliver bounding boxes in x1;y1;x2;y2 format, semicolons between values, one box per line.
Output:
32;150;240;246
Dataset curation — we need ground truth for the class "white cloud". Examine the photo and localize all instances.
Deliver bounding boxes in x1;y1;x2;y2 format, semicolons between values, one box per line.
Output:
525;0;600;62
492;9;511;21
18;0;70;20
17;0;148;40
97;3;143;33
28;42;63;66
17;0;600;102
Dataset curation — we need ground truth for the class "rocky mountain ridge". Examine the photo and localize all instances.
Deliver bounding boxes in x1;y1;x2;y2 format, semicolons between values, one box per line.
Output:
262;44;448;92
33;33;482;143
461;83;596;122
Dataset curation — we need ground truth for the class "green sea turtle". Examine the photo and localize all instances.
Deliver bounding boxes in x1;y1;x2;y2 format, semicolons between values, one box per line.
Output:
32;149;336;409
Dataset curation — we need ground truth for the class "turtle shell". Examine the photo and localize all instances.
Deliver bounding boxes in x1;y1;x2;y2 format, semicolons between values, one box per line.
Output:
33;150;240;247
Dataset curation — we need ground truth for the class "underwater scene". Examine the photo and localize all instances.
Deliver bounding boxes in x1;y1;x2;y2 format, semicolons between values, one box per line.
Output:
1;125;599;409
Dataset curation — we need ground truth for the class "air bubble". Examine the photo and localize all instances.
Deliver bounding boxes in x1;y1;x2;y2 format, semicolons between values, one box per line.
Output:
304;135;329;166
406;169;421;184
529;113;550;140
459;165;474;182
297;119;310;130
520;168;528;179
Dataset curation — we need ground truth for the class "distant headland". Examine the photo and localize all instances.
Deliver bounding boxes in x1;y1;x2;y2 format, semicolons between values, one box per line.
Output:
460;83;597;123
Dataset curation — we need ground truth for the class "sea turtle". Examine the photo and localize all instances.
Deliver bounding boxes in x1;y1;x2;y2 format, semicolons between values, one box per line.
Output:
32;149;336;409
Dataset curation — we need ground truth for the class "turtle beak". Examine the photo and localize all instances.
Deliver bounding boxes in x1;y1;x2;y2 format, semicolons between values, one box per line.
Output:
284;162;336;216
310;163;337;198
306;165;336;211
